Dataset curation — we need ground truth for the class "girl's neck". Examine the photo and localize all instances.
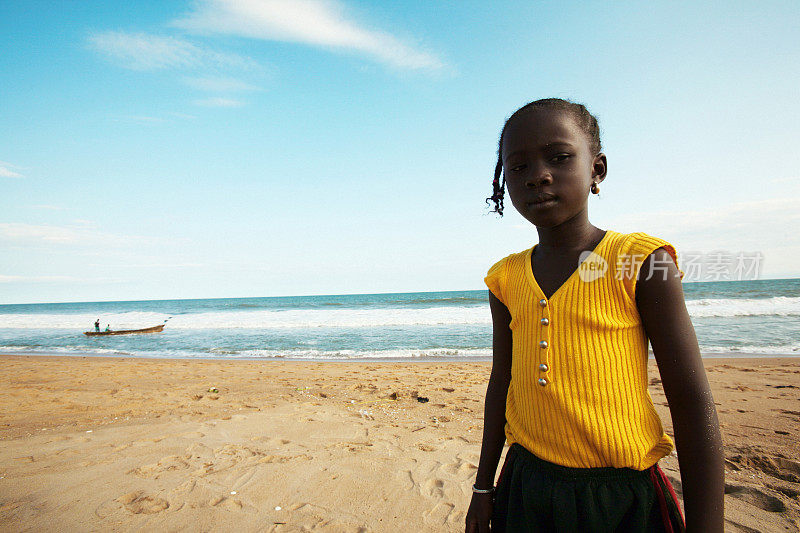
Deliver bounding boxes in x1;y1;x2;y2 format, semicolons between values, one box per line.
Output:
534;217;603;253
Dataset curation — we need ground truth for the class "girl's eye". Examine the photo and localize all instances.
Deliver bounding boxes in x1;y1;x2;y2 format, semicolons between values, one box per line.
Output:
551;153;570;163
509;164;527;172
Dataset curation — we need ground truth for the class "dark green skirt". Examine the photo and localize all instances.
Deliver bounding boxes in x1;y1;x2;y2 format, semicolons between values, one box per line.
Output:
491;443;685;533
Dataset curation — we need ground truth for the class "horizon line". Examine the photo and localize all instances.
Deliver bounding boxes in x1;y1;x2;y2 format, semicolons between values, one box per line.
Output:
1;276;798;306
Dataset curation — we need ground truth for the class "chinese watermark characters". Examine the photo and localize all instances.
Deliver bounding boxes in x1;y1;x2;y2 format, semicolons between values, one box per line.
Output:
577;251;764;283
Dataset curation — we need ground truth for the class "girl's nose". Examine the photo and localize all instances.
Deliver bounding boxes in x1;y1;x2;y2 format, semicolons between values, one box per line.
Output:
525;169;553;188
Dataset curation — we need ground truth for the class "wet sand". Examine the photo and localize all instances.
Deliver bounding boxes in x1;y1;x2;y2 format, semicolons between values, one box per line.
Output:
0;354;798;532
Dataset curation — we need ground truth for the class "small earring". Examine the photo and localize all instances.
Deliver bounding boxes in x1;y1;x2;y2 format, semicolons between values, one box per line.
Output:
591;182;600;195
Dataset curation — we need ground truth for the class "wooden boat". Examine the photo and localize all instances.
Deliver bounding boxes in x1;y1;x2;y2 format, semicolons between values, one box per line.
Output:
84;324;165;336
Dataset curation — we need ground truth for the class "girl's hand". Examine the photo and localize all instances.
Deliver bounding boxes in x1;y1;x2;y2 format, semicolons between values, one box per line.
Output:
465;492;493;533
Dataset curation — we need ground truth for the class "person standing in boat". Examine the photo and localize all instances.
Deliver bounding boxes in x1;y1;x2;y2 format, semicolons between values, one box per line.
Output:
94;319;100;332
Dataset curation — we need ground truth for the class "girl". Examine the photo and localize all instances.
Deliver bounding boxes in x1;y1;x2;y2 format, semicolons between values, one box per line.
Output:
465;99;723;532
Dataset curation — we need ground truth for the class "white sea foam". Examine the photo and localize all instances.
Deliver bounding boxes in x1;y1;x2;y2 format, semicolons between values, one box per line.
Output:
0;311;172;330
0;296;797;330
0;306;489;329
0;345;492;359
220;347;493;359
700;344;800;355
685;296;800;317
0;345;134;356
3;342;797;358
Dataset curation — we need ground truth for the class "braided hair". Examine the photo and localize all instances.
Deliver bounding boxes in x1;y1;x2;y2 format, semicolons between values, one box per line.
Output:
486;98;602;216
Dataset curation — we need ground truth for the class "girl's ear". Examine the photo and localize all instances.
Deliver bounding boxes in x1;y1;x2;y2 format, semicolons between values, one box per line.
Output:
592;153;608;183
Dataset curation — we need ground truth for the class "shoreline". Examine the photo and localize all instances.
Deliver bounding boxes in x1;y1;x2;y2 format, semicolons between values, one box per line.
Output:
1;354;798;531
2;351;800;363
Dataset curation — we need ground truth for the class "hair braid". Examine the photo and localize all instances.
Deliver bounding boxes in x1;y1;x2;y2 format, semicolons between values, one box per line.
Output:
486;148;506;215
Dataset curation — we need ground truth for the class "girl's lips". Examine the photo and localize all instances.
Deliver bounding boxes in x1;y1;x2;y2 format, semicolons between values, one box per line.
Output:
528;196;557;208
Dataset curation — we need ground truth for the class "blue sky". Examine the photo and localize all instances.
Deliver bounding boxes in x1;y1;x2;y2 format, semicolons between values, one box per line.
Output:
1;0;799;304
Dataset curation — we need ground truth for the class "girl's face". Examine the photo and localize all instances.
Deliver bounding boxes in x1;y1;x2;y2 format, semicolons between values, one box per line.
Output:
501;108;606;229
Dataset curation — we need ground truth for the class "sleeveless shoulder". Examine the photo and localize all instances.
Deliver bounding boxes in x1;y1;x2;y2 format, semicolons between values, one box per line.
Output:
484;255;510;304
614;232;684;300
484;249;529;305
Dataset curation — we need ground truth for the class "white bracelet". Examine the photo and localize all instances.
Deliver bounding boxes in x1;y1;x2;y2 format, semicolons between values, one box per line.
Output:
472;484;494;494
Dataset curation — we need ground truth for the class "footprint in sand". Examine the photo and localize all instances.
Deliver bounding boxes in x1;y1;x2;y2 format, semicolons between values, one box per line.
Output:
723;518;774;533
423;478;445;498
727;451;800;483
284;502;368;532
127;454;192;479
398;469;416;491
257;454;295;464
186;442;212;458
724;483;787;513
226;467;258;491
424;501;460;527
175;479;197;494
249;436;292;446
208;495;232;507
117;491;170;514
443;456;478;477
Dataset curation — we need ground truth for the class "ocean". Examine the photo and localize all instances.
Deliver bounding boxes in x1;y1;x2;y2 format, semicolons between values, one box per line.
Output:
0;278;798;360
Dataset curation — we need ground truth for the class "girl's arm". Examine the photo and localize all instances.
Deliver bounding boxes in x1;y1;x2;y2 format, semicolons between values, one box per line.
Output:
465;291;512;533
636;248;724;533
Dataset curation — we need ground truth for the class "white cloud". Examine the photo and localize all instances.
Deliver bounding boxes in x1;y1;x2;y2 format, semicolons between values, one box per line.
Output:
88;31;258;71
608;197;799;240
30;205;69;211
0;162;23;178
169;112;199;120
173;0;443;70
0;223;151;247
184;76;260;92
0;167;23;178
86;262;204;269
605;196;800;277
193;97;246;108
769;176;799;185
118;115;166;124
112;113;199;123
0;275;78;283
0;223;81;244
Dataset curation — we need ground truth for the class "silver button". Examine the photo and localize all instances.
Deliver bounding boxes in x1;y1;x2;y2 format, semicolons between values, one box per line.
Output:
540;318;549;326
539;363;548;372
538;299;547;307
538;378;548;387
539;340;548;349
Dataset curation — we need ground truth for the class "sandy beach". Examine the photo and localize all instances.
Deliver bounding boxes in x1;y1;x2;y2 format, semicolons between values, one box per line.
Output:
0;355;798;532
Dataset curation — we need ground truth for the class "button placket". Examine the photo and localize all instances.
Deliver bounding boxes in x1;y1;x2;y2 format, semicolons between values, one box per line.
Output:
538;298;551;387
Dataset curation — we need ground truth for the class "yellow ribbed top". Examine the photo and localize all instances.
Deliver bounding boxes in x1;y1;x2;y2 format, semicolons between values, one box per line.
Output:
485;230;683;470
